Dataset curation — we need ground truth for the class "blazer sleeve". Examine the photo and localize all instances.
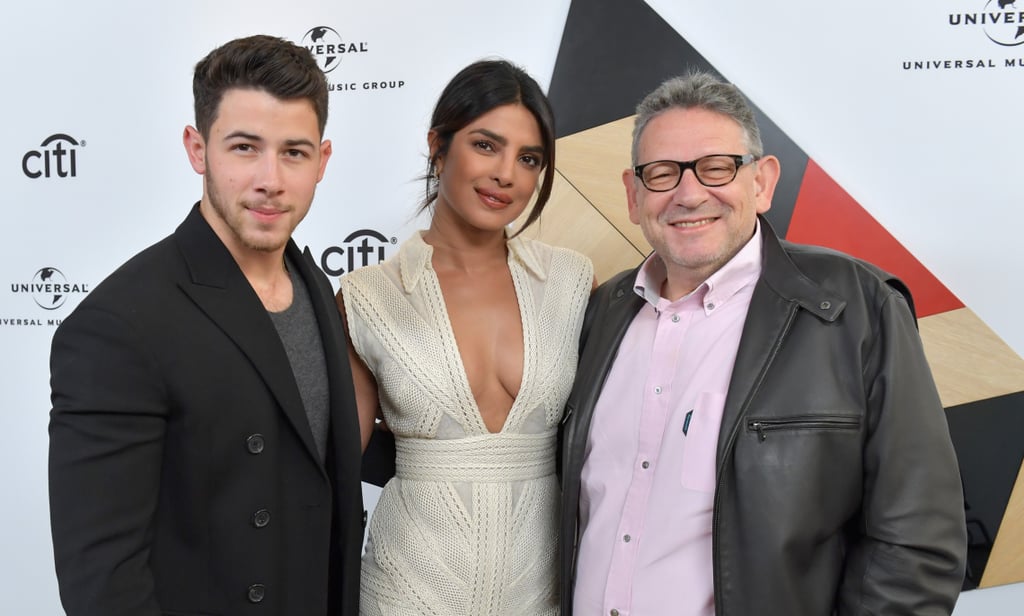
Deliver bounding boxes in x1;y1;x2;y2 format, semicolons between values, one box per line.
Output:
49;304;167;616
837;290;967;615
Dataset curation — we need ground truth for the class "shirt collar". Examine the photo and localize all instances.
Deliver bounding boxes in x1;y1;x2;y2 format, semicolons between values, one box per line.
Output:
398;230;547;294
633;219;764;312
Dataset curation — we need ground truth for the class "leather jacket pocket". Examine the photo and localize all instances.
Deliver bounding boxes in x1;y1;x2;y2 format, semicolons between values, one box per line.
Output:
746;414;860;442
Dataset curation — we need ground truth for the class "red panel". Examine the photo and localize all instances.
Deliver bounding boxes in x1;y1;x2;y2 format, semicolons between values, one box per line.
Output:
786;160;962;318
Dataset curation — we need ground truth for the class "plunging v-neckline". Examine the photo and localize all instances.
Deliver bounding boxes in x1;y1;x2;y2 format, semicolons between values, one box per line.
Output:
425;251;530;435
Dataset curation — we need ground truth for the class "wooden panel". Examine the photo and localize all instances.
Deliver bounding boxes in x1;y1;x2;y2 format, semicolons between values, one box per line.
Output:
981;463;1024;588
516;170;644;284
555;116;651;254
918;308;1024;408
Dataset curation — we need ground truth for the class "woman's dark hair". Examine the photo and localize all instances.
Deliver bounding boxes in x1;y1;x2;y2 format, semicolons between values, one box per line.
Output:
421;59;556;233
193;35;329;139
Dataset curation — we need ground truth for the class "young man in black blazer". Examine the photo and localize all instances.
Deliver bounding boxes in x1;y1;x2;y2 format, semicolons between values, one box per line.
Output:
48;35;363;615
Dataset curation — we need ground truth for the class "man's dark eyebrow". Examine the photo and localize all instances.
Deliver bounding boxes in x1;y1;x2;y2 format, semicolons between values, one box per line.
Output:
223;131;263;142
223;132;316;149
470;128;544;155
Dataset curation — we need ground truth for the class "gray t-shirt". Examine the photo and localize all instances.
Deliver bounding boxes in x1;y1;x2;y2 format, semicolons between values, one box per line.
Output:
267;257;329;463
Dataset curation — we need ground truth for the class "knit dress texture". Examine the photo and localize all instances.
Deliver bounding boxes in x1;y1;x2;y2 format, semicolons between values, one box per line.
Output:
340;231;592;615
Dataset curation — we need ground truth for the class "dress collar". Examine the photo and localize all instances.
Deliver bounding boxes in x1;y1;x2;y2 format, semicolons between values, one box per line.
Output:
398;230;547;294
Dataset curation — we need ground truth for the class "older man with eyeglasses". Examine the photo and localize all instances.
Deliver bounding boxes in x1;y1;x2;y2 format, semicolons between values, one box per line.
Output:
558;72;967;616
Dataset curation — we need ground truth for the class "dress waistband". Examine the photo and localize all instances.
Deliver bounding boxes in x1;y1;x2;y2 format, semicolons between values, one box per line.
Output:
395;430;557;483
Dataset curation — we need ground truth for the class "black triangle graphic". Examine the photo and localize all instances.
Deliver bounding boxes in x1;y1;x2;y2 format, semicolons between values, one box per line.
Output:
547;0;806;235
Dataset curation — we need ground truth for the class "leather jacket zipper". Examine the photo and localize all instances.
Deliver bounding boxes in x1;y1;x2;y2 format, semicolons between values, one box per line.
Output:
747;415;860;442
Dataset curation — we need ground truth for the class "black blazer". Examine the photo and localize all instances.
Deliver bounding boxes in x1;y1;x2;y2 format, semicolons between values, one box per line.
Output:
49;205;363;615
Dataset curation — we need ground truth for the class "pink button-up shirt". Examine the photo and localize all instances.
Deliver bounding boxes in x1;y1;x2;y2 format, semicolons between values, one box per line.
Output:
574;223;763;616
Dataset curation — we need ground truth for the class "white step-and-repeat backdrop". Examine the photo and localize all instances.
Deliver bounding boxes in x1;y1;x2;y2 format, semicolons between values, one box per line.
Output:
3;1;1020;613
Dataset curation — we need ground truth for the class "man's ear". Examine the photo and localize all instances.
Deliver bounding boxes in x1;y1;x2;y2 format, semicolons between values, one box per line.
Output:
752;155;781;214
316;140;333;182
183;126;206;175
623;167;641;225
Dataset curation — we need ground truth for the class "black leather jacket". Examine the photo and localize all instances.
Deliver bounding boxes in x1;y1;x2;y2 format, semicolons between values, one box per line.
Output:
559;216;967;615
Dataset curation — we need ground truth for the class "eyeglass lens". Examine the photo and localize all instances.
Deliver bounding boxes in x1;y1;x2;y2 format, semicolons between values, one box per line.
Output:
641;155;741;190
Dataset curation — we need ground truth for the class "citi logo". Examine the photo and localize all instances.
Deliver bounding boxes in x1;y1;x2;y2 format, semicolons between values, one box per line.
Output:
23;133;83;179
302;26;369;73
320;229;395;276
949;1;1024;46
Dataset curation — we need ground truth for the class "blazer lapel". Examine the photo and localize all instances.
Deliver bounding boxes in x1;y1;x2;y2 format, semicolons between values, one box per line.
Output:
173;206;323;466
288;244;362;474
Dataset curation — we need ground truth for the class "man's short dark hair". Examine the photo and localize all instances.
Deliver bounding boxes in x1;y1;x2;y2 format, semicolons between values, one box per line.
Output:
193;35;329;139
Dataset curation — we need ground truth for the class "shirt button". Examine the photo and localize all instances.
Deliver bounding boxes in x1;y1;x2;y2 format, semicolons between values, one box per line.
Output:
671;314;680;323
706;302;716;310
623;534;631;543
654;386;662;395
611;610;620;616
641;461;650;469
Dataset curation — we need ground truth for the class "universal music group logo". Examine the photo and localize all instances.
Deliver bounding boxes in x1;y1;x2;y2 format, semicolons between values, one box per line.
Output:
903;0;1024;70
949;1;1024;47
3;267;90;328
301;25;406;93
302;26;368;73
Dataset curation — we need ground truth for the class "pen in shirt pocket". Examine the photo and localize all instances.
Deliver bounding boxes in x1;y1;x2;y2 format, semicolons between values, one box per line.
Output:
683;409;693;435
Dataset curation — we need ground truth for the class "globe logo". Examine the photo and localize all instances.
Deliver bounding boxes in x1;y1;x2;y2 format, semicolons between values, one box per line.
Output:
303;26;345;73
32;267;68;310
983;0;1024;46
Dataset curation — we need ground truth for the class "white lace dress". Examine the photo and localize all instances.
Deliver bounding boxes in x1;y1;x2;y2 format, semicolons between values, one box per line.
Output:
340;231;592;616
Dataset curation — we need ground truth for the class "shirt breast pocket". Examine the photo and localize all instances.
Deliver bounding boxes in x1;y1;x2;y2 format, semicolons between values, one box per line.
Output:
680;391;725;493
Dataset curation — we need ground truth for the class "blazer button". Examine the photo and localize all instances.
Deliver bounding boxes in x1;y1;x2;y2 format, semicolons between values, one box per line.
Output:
253;509;271;528
362;509;368;528
247;583;265;603
246;434;265;454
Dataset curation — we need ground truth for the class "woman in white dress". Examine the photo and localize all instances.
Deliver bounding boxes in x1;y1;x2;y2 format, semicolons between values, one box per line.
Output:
337;60;593;615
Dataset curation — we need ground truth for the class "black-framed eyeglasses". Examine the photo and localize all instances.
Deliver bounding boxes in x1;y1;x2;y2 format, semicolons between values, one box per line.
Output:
633;154;759;191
